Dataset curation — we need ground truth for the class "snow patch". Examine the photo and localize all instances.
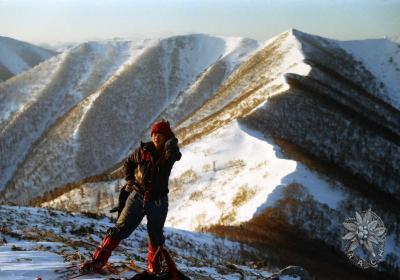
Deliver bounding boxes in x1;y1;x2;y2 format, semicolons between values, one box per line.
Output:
0;244;67;280
338;38;400;110
167;120;344;230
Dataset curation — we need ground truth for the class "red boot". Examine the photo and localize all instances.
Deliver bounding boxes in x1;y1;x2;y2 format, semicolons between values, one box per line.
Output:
147;243;179;279
147;242;162;275
80;235;120;273
161;248;179;280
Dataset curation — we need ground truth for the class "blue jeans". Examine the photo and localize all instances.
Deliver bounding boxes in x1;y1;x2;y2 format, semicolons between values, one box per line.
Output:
109;192;168;246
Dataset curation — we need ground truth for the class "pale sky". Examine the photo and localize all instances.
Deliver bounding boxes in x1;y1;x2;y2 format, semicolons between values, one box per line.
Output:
0;0;399;45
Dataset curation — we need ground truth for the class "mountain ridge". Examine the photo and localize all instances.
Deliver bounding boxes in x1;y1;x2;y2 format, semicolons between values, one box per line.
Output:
1;29;399;278
0;34;259;204
0;36;56;82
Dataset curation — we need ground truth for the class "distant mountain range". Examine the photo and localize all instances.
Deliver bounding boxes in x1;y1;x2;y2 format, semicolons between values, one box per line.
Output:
0;30;399;278
0;36;56;81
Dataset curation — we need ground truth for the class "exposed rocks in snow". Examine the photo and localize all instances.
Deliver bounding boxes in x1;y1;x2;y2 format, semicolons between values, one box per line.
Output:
0;205;280;279
265;265;312;280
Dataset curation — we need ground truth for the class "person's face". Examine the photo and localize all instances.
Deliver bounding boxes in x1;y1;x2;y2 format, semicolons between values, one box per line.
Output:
152;133;167;150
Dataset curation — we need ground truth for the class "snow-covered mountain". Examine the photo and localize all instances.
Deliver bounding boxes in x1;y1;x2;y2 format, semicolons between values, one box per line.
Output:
42;120;400;278
0;34;259;204
388;34;400;44
0;36;56;82
1;29;400;278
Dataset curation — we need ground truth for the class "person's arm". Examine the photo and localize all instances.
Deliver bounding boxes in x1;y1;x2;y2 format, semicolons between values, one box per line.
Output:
124;149;139;185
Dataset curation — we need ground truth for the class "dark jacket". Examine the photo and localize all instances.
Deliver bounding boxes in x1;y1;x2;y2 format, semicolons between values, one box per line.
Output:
124;138;181;201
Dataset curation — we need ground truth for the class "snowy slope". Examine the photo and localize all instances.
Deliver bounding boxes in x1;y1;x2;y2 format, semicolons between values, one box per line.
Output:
3;30;399;207
0;34;259;204
0;205;277;280
0;39;157;202
172;119;400;271
41;120;344;229
388;34;400;44
173;29;399;200
176;30;311;131
0;242;66;279
38;30;400;277
1;30;399;278
161;37;260;123
42;119;400;274
338;38;400;110
0;36;56;82
169;121;344;229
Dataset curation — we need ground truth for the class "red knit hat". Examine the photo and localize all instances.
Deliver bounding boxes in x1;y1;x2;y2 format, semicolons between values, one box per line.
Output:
151;120;174;139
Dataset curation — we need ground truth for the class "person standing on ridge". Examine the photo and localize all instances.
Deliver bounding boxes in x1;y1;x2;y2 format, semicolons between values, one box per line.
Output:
80;120;182;278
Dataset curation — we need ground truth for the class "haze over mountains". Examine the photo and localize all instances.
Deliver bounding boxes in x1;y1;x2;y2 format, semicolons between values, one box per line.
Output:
0;29;399;278
0;36;56;82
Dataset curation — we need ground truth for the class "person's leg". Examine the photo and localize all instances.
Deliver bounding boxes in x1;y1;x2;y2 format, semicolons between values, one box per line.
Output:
112;192;146;240
81;192;145;272
145;196;168;274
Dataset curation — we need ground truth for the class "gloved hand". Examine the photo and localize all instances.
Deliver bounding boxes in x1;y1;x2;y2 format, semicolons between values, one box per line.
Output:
165;137;178;151
109;184;130;216
164;137;181;161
